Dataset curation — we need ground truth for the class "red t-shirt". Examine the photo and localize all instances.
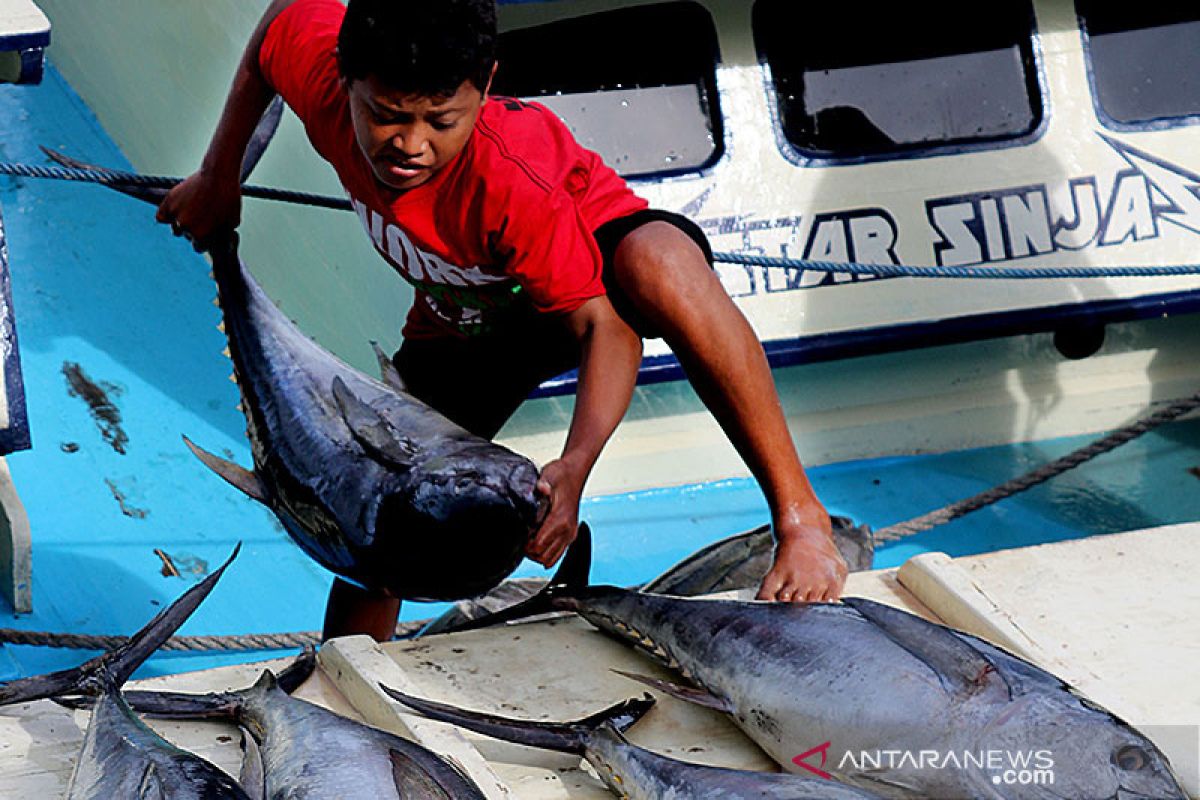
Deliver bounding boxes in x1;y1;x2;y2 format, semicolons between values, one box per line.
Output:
259;0;648;338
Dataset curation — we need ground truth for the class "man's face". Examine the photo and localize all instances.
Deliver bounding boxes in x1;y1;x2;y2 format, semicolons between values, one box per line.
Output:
347;73;489;192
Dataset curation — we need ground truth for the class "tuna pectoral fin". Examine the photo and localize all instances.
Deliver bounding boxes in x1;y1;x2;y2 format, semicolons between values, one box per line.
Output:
427;522;593;636
611;670;735;713
331;377;419;467
382;684;655;754
841;597;1010;698
0;545;239;705
370;341;408;392
182;436;268;503
239;728;266;800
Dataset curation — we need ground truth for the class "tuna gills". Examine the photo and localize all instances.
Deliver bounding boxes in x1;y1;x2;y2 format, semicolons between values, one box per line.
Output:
83;652;488;799
383;688;886;799
447;528;1188;799
0;547;248;799
50;141;542;601
419;517;874;636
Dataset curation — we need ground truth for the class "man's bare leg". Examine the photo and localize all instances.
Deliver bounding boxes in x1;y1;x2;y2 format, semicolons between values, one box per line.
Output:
322;578;401;641
612;222;847;602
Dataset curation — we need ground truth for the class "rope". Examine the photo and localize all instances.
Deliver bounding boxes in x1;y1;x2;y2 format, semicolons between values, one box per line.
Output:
5;384;1198;651
0;619;429;652
7;159;1200;279
710;252;1200;280
0;162;353;211
875;389;1200;542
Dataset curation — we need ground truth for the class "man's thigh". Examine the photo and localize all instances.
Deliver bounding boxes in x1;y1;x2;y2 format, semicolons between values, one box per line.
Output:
394;315;579;440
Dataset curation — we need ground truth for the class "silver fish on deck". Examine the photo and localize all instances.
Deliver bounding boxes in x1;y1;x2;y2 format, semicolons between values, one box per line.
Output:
49;138;542;601
418;516;874;636
84;653;488;800
0;547;247;799
383;688;886;799
446;528;1188;799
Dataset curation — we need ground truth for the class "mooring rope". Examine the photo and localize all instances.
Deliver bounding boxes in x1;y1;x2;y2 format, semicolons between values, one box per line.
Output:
874;389;1200;542
8;159;1200;279
0;161;353;211
3;159;1200;651
0;619;430;652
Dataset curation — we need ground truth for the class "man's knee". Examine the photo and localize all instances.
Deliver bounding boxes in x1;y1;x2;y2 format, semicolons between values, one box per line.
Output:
611;221;719;311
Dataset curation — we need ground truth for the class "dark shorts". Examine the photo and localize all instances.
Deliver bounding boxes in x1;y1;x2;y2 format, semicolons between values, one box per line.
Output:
395;208;713;439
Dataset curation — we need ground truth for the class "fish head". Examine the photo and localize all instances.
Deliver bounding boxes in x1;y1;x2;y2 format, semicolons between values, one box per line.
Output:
975;692;1187;799
368;442;542;600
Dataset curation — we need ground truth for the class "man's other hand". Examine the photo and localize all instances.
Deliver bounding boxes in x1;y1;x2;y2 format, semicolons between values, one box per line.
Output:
756;514;848;603
156;168;242;252
526;457;585;567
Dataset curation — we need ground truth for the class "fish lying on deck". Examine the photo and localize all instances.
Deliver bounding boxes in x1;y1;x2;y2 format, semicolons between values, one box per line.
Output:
446;528;1188;799
383;688;886;799
50;143;543;601
418;516;874;635
73;653;489;799
0;547;248;799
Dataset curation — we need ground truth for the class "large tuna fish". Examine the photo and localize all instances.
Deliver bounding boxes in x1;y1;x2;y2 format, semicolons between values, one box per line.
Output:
67;651;489;799
48;141;543;601
447;528;1188;799
0;548;248;799
383;688;885;799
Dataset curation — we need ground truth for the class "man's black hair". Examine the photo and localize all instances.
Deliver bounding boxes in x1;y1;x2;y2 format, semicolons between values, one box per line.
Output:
338;0;497;96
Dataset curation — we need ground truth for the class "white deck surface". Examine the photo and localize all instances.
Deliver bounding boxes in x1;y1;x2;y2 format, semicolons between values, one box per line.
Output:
0;0;48;42
1;524;1196;796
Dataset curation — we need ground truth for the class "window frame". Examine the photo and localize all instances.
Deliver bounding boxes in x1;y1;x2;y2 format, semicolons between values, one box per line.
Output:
1077;5;1200;133
495;0;726;181
751;0;1050;167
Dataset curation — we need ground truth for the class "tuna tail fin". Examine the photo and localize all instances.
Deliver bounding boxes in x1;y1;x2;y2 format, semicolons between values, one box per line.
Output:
0;544;240;706
425;521;593;636
40;98;283;209
52;647;314;720
381;684;655;754
182;435;268;503
240;96;283;183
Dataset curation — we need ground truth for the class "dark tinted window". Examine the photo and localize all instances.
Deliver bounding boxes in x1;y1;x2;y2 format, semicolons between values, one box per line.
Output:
494;2;722;178
1078;4;1200;125
753;1;1042;159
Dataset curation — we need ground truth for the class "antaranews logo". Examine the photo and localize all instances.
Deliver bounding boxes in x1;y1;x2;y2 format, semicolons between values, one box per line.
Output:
793;743;1055;787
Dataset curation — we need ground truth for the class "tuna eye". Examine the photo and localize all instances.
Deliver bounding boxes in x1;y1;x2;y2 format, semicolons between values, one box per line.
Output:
1115;745;1149;771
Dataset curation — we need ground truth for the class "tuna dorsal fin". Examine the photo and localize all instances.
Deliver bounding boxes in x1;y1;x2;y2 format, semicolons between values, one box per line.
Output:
841;597;1010;698
238;727;266;800
610;669;734;713
182;436;268;503
138;763;167;800
330;376;419;467
370;341;407;392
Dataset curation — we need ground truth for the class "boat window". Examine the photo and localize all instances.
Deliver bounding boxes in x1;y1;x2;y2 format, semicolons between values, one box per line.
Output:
1077;4;1200;126
752;1;1043;160
493;2;722;179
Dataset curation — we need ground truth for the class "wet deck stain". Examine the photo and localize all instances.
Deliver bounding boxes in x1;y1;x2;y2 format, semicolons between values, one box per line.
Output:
103;477;148;518
151;550;209;579
62;361;128;454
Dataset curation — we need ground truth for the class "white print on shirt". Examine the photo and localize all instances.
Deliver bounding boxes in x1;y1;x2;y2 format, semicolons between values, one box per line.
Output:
352;198;508;288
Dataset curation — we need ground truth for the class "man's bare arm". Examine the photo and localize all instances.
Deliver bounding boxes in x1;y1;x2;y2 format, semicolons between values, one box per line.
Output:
156;0;299;246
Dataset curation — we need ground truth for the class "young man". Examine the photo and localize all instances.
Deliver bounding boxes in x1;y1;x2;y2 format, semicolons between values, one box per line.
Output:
158;0;847;640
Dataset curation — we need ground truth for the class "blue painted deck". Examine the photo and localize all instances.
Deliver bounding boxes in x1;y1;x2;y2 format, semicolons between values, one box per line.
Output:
3;65;1200;683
